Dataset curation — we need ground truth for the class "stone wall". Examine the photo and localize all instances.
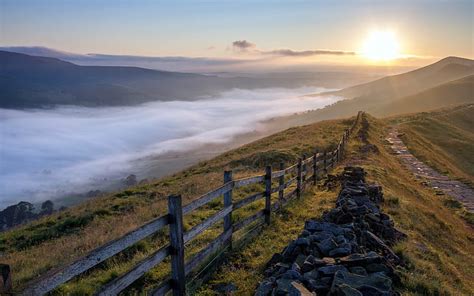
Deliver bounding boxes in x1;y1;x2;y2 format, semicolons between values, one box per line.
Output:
256;166;406;295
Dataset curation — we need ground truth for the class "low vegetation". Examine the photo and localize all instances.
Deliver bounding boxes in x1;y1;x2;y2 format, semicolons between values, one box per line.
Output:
1;115;351;294
2;107;473;295
394;104;474;185
195;111;474;295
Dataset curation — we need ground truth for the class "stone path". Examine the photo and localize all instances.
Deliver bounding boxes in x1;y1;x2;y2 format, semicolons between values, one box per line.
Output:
386;128;474;212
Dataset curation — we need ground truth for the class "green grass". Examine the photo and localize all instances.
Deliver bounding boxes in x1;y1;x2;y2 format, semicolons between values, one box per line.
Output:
395;104;474;185
3;108;473;295
1;117;352;294
195;112;474;295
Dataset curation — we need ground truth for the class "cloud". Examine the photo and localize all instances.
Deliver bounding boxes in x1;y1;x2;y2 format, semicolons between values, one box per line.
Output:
231;40;355;57
232;40;256;52
262;49;355;57
0;87;342;209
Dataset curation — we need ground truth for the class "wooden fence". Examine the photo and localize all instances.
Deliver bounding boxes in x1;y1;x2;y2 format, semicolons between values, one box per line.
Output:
19;112;363;296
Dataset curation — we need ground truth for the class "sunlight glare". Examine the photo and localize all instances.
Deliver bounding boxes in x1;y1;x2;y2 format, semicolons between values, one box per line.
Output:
362;31;401;61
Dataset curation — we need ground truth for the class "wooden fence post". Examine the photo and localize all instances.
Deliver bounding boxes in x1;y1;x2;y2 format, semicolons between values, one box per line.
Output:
223;170;233;250
168;195;186;296
323;151;328;176
278;162;285;202
264;166;272;225
302;154;307;185
296;158;303;198
0;264;12;294
313;152;318;185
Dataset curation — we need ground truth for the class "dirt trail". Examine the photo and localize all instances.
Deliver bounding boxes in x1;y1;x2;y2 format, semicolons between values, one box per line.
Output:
386;129;474;212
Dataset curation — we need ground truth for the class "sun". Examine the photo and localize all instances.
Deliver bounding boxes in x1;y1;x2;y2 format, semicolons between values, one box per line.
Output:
362;31;401;61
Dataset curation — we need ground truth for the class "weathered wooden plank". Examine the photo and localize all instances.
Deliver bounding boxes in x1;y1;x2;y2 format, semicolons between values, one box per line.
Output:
284;188;298;200
22;215;169;296
264;166;272;225
296;158;303;198
168;195;186;296
312;152;318;185
233;210;265;232
285;163;298;173
182;182;233;214
149;278;172;296
0;264;11;294
223;171;233;250
234;175;265;188
284;176;297;188
184;228;232;276
271;170;285;178
278;162;285;202
183;206;233;243
233;192;265;210
96;246;171;295
303;156;314;165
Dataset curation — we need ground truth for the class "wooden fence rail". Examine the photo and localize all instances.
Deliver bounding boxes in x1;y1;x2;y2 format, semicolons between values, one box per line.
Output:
19;112;363;296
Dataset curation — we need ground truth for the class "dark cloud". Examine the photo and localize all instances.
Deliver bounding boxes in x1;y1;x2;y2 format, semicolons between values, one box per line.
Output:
232;40;256;51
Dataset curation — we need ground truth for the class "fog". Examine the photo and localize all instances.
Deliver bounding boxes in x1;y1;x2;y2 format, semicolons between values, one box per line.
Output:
0;87;342;209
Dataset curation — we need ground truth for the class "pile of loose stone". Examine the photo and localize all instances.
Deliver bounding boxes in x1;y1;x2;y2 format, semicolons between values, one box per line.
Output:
256;167;406;296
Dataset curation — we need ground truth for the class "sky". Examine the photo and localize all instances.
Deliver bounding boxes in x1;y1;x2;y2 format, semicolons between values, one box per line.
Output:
0;0;473;66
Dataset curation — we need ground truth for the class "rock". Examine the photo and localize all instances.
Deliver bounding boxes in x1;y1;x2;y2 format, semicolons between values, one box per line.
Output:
365;263;391;274
339;252;382;266
334;284;363;296
296;237;310;247
331;270;392;292
257;167;404;296
317;238;338;256
329;247;352;257
318;265;348;277
288;281;315;295
276;278;293;294
255;280;273;296
282;269;302;280
349;266;368;276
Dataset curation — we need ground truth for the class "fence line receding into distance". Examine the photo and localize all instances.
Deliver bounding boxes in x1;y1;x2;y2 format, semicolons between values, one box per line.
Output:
19;112;363;296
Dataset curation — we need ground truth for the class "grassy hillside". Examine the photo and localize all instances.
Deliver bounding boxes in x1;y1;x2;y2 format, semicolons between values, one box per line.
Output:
196;113;474;295
298;57;474;120
393;104;474;185
325;56;474;100
2;109;473;295
0;116;353;294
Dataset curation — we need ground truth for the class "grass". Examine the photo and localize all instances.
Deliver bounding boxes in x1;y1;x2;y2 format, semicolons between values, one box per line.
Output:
3;108;473;295
194;112;474;295
0;116;352;294
394;104;474;185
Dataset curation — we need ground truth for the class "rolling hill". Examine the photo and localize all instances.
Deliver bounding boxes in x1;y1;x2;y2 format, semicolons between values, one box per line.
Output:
0;50;376;109
294;56;474;121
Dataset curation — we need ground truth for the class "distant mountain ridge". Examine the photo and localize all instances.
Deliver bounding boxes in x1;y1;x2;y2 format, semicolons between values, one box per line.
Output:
0;50;376;109
321;56;474;100
299;56;474;120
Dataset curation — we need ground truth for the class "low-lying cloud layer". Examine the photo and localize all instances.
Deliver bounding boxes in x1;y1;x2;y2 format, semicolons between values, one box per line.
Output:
231;40;355;56
0;87;342;209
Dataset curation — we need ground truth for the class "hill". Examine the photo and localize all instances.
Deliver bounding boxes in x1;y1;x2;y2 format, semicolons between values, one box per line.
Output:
299;56;474;120
1;110;473;294
197;112;474;295
326;56;474;99
0;50;377;109
393;104;474;185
